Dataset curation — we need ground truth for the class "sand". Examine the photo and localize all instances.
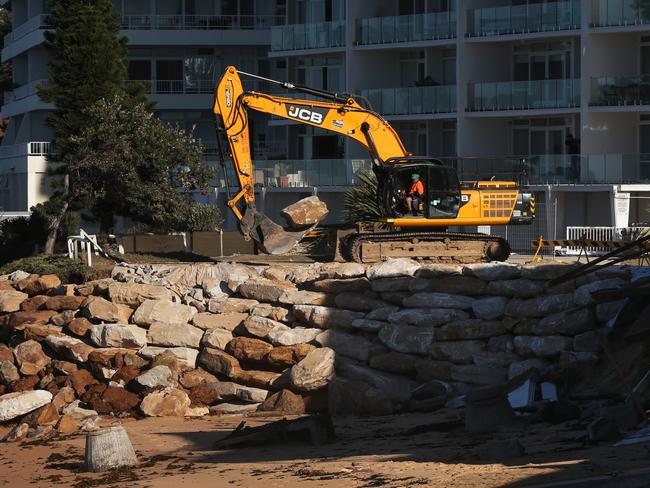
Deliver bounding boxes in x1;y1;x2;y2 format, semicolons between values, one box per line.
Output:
0;409;648;488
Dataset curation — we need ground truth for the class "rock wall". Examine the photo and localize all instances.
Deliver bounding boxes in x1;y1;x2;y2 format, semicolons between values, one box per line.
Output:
0;259;639;439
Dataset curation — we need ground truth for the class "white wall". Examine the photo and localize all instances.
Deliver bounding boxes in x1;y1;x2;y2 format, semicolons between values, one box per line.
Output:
582;112;638;154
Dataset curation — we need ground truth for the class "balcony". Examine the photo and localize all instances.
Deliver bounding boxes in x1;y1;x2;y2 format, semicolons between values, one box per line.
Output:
0;142;54;160
120;14;283;30
467;79;580;112
468;0;580;38
4;79;48;104
360;85;456;116
591;75;650;106
3;14;49;45
127;79;215;94
270;20;345;52
591;0;650;27
214;159;372;188
355;11;456;46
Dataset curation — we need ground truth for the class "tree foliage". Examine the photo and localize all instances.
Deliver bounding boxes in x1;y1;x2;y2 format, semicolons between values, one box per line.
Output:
343;170;388;227
68;95;218;232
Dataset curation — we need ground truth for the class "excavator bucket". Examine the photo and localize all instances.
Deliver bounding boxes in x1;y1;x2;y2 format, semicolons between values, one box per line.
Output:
241;207;315;255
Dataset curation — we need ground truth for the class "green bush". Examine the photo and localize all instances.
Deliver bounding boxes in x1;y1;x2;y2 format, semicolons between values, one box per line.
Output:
0;254;93;283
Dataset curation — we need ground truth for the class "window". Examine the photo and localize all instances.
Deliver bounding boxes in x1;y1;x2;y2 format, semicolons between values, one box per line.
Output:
128;60;151;80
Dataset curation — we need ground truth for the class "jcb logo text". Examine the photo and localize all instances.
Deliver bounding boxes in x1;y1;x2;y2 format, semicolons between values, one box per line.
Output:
287;105;324;125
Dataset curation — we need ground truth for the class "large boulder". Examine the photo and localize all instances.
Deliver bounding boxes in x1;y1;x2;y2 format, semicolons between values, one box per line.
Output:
8;310;57;328
369;277;412;293
311;277;370;294
315;330;372;363
402;292;475;310
14;340;51;375
45;335;95;362
90;324;147;349
211;298;259;314
138;347;198;370
108;282;174;307
369;351;422;375
472;296;509;320
43;295;85;312
387;308;469;327
225;337;273;364
429;340;486;364
146;322;203;348
366;259;420;280
573;330;602;352
411;276;487;295
486;279;546;298
0;290;28;313
17;275;61;296
378;324;435;354
81;297;121;323
514;308;595;336
334;293;386;312
258;389;305;414
140;387;190;417
336;357;413;403
449;365;508;385
198;348;240;377
328;377;394;416
201;328;233;350
289;347;335;392
505;294;575;318
135;365;175;389
193;312;248;331
281;195;329;228
238;279;293;303
436;320;507;341
250;304;291;323
0;390;53;421
133;299;196;327
0;361;20;384
596;299;628;323
266;344;316;369
574;279;625;306
292;305;365;329
462;262;521;281
266;324;321;346
350;318;389;333
278;290;334;307
521;263;575;280
513;335;572;358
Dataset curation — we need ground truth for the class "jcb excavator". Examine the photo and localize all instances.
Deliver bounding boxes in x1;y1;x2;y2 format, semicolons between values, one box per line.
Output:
212;66;534;263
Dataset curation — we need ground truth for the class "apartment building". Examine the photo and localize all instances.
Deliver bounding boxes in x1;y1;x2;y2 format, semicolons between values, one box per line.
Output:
2;0;650;250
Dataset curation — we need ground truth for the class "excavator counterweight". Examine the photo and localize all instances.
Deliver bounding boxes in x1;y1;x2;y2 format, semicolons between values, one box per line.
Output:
212;66;535;263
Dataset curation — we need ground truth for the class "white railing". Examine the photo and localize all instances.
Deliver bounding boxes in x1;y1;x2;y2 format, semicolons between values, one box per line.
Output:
4;14;49;45
0;141;53;159
564;226;650;255
0;211;31;221
120;14;284;30
126;79;214;94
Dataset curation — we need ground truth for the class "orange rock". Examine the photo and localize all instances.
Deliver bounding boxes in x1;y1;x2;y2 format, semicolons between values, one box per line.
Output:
18;275;61;296
25;403;60;427
9;310;56;328
66;317;93;337
67;369;98;396
43;295;85;312
19;296;49;311
56;415;80;435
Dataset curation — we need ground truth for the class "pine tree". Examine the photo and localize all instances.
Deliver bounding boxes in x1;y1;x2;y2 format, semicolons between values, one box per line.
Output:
38;0;146;253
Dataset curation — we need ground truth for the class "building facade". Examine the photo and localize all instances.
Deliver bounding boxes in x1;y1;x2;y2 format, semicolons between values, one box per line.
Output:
2;0;650;251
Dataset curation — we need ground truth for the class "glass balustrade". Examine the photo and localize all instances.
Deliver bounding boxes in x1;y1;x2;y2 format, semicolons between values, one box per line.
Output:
120;14;284;30
591;75;650;106
468;79;580;111
355;11;456;45
360;86;456;115
591;0;650;27
468;0;580;37
271;21;346;51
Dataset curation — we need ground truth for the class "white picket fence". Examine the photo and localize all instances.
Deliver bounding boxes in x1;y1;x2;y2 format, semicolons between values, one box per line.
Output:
563;226;649;255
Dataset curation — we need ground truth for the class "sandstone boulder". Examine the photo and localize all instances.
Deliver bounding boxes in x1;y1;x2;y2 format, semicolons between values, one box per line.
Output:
250;304;291;322
0;390;53;421
67;317;93;337
14;339;51;375
595;299;628;323
336;357;413;403
51;310;76;327
472;296;508;320
179;369;217;389
463;262;521;281
513;335;572;358
0;361;20;384
147;322;203;348
198;348;240;377
369;351;422;375
311;277;370;294
429;340;486;365
8;310;56;327
414;263;463;278
135;365;175;389
350;318;389;333
266;324;321;346
315;329;372;363
436;320;507;341
369;277;412;292
81;297;121;323
514;308;595;336
240;316;281;338
402;292;475;310
328;377;394;416
43;295;85;312
18;274;61;296
201;328;233;350
449;364;508;385
90;324;147;349
0;290;28;313
193;312;248;331
521;263;575;280
292;304;365;329
140;387;190;417
281;195;329;227
366;258;420;280
387;308;469;327
258;389;305;414
226;337;273;363
411;275;487;295
573;330;602;352
279;289;333;306
505;294;574;318
108;282;174;307
289;347;335;392
574;278;625;306
486;279;546;298
45;335;95;362
238;279;293;303
133;299;195;327
508;358;551;379
266;344;315;369
378;324;435;354
138;347;198;370
211;298;259;314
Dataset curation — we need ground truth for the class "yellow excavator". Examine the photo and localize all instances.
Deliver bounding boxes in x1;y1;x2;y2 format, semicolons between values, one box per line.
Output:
212;66;534;263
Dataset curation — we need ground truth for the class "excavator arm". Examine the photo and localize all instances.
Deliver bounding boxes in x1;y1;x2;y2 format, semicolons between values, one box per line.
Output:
212;65;408;254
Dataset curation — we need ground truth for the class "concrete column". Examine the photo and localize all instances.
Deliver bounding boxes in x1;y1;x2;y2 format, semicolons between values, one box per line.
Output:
579;0;591;163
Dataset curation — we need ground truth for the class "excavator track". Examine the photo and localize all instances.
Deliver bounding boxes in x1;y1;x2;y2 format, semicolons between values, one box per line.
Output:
342;231;511;264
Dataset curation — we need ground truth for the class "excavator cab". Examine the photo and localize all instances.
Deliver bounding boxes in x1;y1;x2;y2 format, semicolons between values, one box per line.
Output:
377;159;461;220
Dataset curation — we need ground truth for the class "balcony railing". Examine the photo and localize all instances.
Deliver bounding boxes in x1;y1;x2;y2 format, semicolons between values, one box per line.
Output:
0;142;53;159
355;11;456;45
212;158;373;188
591;75;650;106
468;79;580;111
4;79;48;104
591;0;650;27
127;79;215;94
583;153;650;182
120;14;284;30
4;14;49;45
360;85;456;115
468;0;580;37
271;20;345;51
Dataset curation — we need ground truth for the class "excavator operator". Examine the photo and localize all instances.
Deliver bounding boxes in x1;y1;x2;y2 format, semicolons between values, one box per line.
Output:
406;173;425;215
